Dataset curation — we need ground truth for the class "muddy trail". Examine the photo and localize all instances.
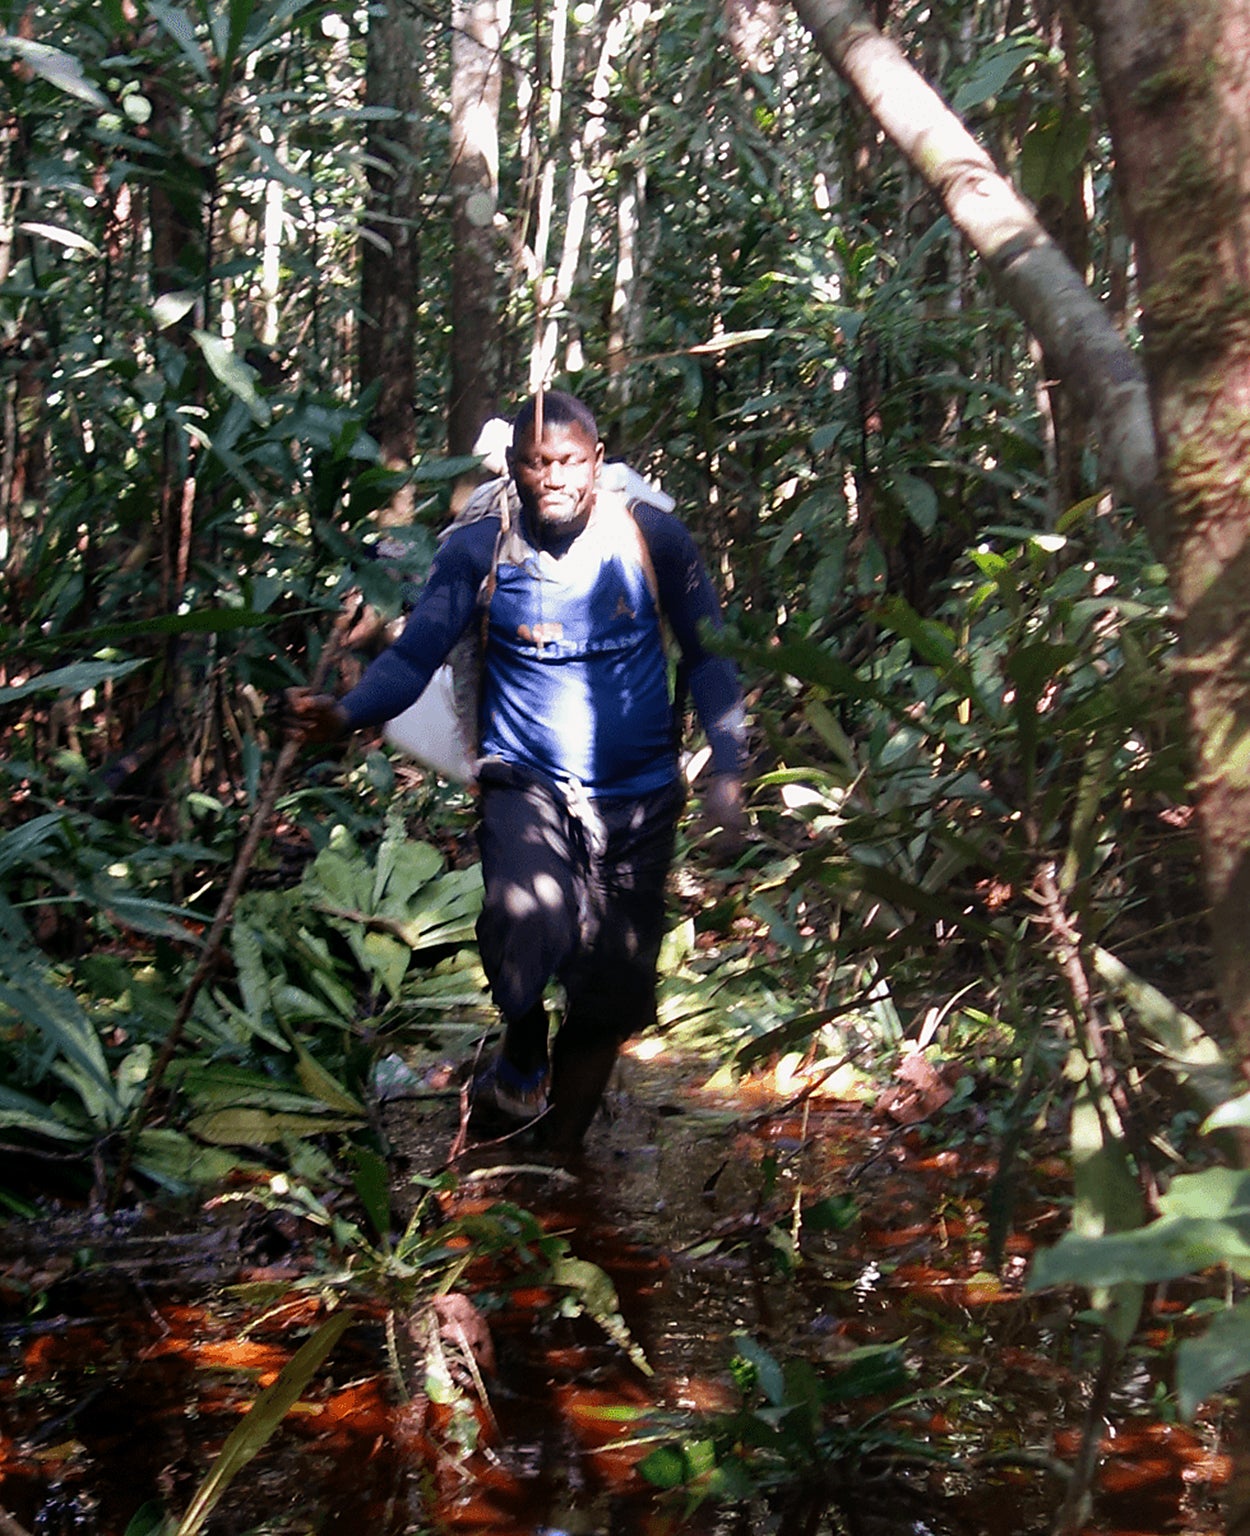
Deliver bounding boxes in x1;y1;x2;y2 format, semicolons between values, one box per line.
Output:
0;1045;1229;1536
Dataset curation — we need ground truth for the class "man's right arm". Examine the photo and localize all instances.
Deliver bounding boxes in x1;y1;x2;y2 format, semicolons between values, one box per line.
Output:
285;518;496;741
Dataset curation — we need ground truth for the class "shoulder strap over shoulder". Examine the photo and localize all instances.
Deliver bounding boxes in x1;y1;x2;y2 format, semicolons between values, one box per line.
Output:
594;486;662;611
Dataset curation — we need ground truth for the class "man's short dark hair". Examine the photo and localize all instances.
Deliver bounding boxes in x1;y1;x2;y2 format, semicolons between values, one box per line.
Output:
512;389;599;444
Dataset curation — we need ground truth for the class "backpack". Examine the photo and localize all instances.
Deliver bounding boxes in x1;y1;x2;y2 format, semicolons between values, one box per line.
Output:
382;464;671;783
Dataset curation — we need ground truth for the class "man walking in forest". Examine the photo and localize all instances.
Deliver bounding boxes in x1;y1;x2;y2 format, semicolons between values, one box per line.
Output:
285;389;747;1151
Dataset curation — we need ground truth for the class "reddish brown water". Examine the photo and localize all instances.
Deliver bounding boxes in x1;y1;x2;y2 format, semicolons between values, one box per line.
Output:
0;1048;1231;1535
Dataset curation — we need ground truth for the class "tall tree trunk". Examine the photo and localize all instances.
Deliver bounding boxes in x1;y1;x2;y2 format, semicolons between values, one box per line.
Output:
1082;12;1250;1524
449;0;505;461
1082;0;1250;1083
360;1;424;526
786;0;1164;543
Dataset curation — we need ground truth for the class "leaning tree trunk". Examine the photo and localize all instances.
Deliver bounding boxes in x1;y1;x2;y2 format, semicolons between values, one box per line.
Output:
1082;6;1250;1523
786;0;1166;545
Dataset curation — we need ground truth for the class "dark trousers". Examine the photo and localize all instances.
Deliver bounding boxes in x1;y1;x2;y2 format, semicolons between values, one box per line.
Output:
475;761;683;1051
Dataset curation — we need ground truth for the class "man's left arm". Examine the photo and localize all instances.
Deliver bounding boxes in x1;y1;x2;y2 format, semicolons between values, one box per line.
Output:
633;504;748;835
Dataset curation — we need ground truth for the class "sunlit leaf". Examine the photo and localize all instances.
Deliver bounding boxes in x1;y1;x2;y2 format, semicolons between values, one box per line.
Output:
193;331;272;425
0;658;147;704
0;36;108;106
552;1253;652;1376
18;222;101;257
189;1108;364;1145
176;1312;352;1536
152;291;197;329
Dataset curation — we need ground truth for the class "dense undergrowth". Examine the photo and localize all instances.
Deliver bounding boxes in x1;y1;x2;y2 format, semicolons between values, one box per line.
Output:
3;7;1249;1526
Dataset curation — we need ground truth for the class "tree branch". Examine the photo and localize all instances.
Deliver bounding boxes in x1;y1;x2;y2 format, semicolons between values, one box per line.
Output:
787;0;1167;549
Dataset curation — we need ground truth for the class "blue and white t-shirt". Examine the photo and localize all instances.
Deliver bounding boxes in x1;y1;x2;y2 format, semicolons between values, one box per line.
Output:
338;492;746;799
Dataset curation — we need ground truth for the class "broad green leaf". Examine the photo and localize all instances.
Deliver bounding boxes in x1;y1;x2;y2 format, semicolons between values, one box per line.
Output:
951;39;1037;113
356;930;410;999
1030;1216;1250;1292
374;838;443;911
1176;1300;1250;1418
350;1144;392;1240
1093;948;1236;1117
734;1334;786;1406
291;1042;365;1115
822;1343;909;1402
0;658;147;704
0;1084;85;1143
189;1108;364;1145
0;973;111;1093
133;1129;262;1190
152;291;196;329
193;331;272;425
0;37;108;106
1158;1166;1250;1224
1066;1061;1143;1345
890;471;939;535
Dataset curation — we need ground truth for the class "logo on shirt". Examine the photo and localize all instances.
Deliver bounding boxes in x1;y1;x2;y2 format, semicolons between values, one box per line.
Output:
517;621;564;648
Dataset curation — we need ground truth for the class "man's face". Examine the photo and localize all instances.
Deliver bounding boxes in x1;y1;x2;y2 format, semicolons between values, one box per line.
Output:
509;419;604;540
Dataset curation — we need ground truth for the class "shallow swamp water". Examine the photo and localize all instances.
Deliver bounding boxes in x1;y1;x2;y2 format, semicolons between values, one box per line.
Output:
0;1044;1231;1536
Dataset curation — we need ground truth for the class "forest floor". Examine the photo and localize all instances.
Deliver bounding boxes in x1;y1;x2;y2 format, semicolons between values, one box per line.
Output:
0;1035;1232;1536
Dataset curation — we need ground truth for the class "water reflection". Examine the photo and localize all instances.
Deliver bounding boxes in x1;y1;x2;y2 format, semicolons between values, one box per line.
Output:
0;1047;1230;1535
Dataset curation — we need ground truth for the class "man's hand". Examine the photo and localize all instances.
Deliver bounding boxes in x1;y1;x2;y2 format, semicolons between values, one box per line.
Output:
698;773;747;860
281;688;350;745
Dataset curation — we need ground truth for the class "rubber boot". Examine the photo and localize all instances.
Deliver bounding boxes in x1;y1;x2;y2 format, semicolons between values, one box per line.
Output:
542;1031;621;1153
501;999;550;1076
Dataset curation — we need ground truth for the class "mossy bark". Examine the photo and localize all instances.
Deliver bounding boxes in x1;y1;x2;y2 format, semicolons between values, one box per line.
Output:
1086;0;1250;1077
1086;4;1250;1516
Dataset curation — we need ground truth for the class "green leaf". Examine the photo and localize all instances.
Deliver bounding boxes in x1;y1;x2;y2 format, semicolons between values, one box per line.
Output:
734;1334;786;1406
0;971;112;1099
0;658;147;704
551;1254;652;1375
1176;1300;1250;1418
227;0;258;65
18;222;102;257
193;331;272;425
0;37;109;107
1067;1061;1143;1345
0;1083;85;1143
189;1108;364;1145
951;39;1038;113
373;834;443;911
357;930;411;999
1093;948;1236;1117
149;0;211;80
133;1129;262;1191
350;1144;392;1240
1030;1216;1250;1291
176;1312;352;1536
890;471;939;534
290;1041;366;1116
